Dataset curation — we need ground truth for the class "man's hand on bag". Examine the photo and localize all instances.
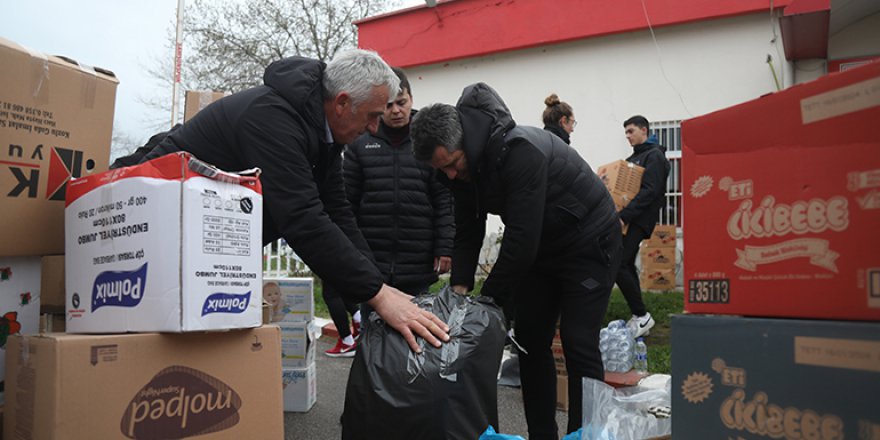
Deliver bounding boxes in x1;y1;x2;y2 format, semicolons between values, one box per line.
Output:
434;256;452;274
367;283;450;353
451;284;469;295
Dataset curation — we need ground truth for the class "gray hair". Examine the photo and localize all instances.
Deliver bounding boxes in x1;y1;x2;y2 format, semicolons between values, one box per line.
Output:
411;103;463;161
323;49;399;108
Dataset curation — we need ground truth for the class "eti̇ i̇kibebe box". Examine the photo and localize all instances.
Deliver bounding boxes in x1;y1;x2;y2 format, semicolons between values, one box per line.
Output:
682;62;880;321
64;152;263;333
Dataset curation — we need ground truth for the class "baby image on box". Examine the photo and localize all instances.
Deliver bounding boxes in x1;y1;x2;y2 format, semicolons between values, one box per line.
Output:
262;281;286;323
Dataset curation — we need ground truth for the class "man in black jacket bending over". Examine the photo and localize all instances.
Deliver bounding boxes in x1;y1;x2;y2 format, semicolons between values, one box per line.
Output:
140;49;449;352
410;83;622;439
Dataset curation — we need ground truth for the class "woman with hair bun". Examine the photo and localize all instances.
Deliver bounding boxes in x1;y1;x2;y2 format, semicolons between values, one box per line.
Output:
542;94;576;144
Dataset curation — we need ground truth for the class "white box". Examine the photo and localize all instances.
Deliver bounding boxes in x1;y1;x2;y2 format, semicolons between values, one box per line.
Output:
263;277;314;323
280;321;317;368
64;152;264;332
282;363;317;412
0;256;42;404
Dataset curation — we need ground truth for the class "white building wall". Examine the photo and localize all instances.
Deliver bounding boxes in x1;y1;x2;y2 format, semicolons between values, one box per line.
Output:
406;13;789;169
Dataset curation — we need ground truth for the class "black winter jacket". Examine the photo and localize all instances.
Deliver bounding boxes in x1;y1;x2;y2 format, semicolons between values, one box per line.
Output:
542;124;570;145
445;83;618;304
619;142;670;236
140;57;384;303
345;115;455;288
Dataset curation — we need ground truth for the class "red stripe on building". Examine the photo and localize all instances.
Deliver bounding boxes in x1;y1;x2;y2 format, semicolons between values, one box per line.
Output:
357;0;794;68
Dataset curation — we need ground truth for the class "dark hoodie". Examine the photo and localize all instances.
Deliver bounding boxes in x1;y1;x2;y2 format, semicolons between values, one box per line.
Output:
141;57;384;303
619;142;670;235
445;83;618;304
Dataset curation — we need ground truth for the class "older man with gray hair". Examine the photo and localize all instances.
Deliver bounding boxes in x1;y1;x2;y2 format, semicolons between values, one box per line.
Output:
139;49;449;351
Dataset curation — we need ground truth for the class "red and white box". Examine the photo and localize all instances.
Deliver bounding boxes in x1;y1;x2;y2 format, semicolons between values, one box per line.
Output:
683;63;880;321
64;152;264;332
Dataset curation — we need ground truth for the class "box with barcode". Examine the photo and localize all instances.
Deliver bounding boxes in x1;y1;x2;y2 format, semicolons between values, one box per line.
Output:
65;152;264;332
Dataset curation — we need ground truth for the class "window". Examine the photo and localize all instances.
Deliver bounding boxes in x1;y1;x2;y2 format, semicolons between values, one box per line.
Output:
649;120;682;227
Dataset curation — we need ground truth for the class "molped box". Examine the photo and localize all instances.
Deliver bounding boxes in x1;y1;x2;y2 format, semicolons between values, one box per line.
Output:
682;63;880;321
64;152;263;332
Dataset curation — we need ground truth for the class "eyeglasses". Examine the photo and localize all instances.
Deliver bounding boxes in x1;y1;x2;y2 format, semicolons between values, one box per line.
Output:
569;117;578;128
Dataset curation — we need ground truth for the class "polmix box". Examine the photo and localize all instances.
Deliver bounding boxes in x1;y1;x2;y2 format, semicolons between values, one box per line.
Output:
671;314;880;440
0;256;41;405
262;277;314;323
682;62;880;321
3;326;283;439
64;152;263;332
282;363;317;412
0;37;117;257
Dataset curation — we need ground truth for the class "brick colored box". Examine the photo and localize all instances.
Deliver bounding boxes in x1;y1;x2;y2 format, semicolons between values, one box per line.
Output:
682;62;880;321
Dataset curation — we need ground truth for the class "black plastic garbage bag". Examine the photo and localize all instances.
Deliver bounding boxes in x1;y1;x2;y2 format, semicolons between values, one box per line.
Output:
342;287;507;440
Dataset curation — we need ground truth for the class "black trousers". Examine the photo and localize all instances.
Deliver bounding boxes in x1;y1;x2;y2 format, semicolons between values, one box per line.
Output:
514;228;622;439
322;284;360;339
615;224;649;317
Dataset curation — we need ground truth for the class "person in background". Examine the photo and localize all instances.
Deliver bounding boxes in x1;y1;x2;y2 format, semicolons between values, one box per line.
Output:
322;67;454;357
136;49;449;352
411;83;622;439
616;115;671;338
541;93;576;145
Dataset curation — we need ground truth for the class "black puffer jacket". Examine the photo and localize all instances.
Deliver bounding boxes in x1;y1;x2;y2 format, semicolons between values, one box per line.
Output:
445;83;618;303
140;57;384;303
345;113;455;288
619;142;670;235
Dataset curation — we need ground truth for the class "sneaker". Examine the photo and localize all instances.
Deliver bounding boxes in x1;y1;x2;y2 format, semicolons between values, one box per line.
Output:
627;312;655;338
351;321;361;341
325;338;357;358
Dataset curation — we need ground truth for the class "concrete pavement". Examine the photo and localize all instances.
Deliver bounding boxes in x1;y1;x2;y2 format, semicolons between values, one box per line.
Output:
284;336;571;439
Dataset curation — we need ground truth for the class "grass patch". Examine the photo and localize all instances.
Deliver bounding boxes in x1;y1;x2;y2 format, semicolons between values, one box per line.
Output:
311;275;681;374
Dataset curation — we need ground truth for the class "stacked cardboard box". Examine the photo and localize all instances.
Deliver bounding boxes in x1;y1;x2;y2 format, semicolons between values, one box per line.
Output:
674;62;880;439
0;36;118;408
264;277;318;412
552;326;567;411
5;151;286;437
639;224;677;291
183;90;230;122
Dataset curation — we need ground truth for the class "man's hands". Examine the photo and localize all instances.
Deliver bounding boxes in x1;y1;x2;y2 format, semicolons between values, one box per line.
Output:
367;283;450;353
434;256;452;274
451;284;469;295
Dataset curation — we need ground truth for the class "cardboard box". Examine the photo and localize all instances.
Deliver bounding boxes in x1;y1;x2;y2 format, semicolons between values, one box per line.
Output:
597;160;644;212
3;326;283;439
263;277;314;323
640;246;676;268
0;37;118;257
643;224;676;248
39;312;66;333
552;342;566;377
184;90;229;122
282;363;317;412
39;255;65;313
280;321;317;368
65;152;264;332
640;268;675;291
672;314;880;440
682;62;880;321
556;374;568;412
0;256;41;405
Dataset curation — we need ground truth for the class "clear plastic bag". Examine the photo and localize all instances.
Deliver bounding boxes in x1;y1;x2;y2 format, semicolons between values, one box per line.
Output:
581;376;671;440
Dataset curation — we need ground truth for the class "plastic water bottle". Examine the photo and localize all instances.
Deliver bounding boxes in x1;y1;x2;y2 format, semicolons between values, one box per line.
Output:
634;337;648;374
